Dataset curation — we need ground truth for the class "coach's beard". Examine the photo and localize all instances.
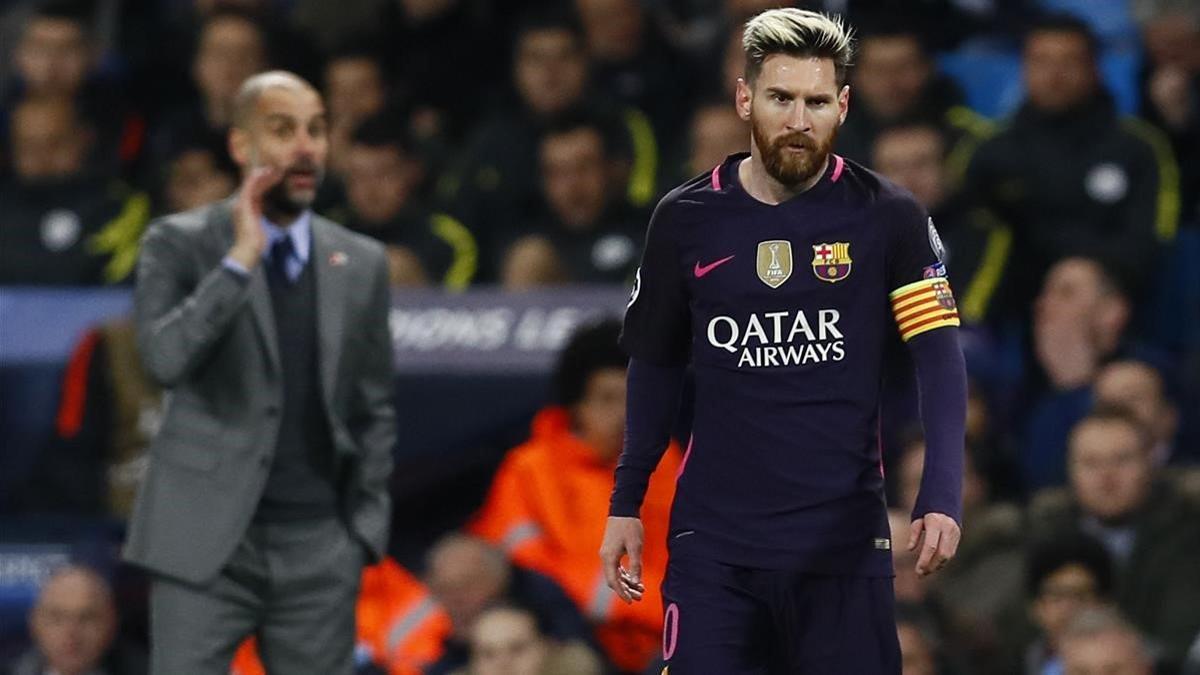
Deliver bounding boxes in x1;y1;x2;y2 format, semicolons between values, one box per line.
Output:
754;124;836;188
264;161;324;218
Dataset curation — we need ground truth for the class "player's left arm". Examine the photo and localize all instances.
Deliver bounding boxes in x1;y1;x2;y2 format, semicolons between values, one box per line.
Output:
885;196;966;578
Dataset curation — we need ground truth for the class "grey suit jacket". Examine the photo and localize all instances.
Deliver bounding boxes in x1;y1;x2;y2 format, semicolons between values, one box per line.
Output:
123;198;396;585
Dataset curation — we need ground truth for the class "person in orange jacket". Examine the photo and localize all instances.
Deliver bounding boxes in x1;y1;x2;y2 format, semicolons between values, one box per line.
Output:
468;319;683;673
229;557;452;675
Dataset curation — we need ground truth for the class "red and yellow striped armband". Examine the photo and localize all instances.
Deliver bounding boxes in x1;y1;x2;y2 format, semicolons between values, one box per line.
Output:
889;278;960;341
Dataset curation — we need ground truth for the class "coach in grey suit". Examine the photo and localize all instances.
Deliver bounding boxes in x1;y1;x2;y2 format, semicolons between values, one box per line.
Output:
124;71;395;674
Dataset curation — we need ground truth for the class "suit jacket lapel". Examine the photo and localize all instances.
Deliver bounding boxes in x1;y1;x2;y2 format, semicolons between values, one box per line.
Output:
311;217;345;408
209;198;281;374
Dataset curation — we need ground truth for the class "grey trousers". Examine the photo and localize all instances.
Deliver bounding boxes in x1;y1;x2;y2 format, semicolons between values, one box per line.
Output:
149;516;364;675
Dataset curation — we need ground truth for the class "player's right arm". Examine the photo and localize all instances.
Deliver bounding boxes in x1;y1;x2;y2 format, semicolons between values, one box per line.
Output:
602;195;691;603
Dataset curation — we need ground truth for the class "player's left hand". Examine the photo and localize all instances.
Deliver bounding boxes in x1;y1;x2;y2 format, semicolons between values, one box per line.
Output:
908;513;960;578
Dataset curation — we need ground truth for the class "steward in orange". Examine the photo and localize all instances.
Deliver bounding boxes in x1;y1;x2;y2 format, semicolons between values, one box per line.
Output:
468;319;682;672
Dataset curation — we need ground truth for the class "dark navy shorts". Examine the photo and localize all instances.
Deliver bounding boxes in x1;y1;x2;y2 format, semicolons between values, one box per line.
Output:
659;545;900;674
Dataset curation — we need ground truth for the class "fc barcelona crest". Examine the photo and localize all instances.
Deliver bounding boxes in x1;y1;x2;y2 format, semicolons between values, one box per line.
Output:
756;240;793;288
811;242;852;283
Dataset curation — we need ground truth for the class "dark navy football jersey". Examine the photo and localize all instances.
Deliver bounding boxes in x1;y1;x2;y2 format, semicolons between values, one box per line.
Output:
620;152;959;575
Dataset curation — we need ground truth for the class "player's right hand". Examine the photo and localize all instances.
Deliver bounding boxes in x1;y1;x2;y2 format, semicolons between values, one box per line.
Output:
600;516;646;604
227;165;282;270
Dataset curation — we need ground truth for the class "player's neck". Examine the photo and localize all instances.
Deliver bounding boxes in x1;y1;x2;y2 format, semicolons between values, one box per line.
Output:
738;154;828;205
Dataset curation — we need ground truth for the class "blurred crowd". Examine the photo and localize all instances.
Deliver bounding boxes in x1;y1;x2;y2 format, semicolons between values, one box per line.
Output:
2;0;1199;674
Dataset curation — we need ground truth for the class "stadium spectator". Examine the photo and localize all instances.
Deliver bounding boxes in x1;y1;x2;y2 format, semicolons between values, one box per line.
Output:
872;120;1013;324
457;604;604;675
574;0;691;152
20;317;160;519
685;99;747;179
5;0;142;177
836;17;989;169
1022;256;1133;490
422;535;594;675
961;13;1180;310
444;10;656;265
497;116;646;289
322;46;391;175
0;97;149;285
5;565;146;675
1134;0;1199;226
1059;607;1155;675
231;557;452;675
1029;407;1200;669
470;319;680;672
1093;359;1183;465
150;8;269;167
159;140;237;213
1020;533;1115;675
340;115;477;288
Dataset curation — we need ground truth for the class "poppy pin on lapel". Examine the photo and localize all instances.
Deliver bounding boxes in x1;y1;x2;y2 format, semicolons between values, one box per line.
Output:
329;251;348;266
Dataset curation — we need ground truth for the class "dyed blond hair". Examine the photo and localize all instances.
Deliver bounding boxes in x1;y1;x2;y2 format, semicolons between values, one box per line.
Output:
742;8;854;85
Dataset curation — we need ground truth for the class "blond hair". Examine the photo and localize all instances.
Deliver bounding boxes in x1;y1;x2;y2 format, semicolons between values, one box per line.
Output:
742;8;854;85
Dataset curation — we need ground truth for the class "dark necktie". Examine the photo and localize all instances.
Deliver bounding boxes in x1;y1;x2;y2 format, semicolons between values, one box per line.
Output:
268;236;296;286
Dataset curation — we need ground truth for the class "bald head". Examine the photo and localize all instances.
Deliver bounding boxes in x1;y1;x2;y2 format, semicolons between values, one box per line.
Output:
31;566;116;675
232;70;318;130
425;535;512;639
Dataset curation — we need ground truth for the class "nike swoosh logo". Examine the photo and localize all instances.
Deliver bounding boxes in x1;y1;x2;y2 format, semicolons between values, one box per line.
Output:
694;255;735;278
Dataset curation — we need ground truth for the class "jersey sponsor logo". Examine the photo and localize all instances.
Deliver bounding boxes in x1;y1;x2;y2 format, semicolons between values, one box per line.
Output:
927;217;946;262
693;254;735;278
811;241;852;283
756;240;793;288
707;309;846;368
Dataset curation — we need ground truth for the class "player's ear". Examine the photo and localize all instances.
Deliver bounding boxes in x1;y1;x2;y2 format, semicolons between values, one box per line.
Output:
228;127;250;169
838;84;850;125
735;78;752;121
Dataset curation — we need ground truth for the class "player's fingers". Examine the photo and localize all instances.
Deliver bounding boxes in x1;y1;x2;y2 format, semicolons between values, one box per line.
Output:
915;526;942;577
627;540;644;585
600;549;627;601
907;518;924;552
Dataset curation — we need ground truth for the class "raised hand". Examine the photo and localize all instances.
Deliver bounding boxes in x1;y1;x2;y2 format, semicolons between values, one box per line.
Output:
226;166;282;271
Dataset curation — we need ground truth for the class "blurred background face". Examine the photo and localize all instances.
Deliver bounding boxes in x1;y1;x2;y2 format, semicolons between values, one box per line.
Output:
469;608;549;675
1068;420;1152;522
1093;363;1175;448
165;148;236;211
872;126;946;210
1140;14;1200;70
1035;259;1110;330
194;16;267;115
10;99;89;182
1031;564;1102;645
852;36;930;119
344;143;420;224
1061;630;1152;675
325;57;386;127
571;367;627;462
514;29;587;117
233;85;328;216
16;16;90;97
897;622;938;675
30;569;116;675
540;127;609;230
427;540;509;640
1024;31;1098;113
689;104;748;176
575;0;643;62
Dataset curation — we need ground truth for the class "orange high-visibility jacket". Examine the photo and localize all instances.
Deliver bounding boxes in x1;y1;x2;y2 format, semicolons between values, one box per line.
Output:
229;557;452;675
468;407;682;672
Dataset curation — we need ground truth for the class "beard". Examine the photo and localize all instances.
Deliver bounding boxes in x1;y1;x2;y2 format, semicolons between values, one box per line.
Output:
751;118;836;187
263;160;324;218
